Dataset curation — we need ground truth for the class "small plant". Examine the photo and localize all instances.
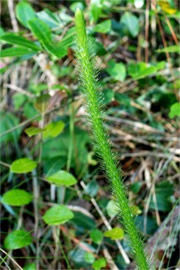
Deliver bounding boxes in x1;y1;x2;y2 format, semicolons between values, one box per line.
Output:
75;9;149;270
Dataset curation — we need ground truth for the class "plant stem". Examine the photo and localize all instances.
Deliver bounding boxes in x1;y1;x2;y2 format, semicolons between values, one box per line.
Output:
75;9;150;270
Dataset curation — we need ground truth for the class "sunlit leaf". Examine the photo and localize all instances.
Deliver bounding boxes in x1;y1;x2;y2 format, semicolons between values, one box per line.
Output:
46;170;77;187
169;102;180;118
10;158;37;173
90;229;103;244
2;189;33;206
107;59;126;81
42;205;74;225
43;121;65;139
93;258;106;270
16;1;36;28
0;34;40;51
157;45;180;53
4;229;32;250
94;20;111;33
121;12;139;37
25;126;45;137
104;227;124;240
0;47;35;58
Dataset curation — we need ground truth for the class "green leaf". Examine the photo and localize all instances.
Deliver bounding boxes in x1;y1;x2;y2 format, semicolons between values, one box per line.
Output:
0;34;40;51
157;45;180;53
43;121;65;139
2;189;33;206
16;1;36;28
93;258;106;270
46;170;77;187
28;18;51;47
94;20;111;33
121;12;139;37
10;158;37;173
70;211;96;233
149;181;174;212
4;229;32;250
42;205;74;225
28;18;64;58
37;9;61;28
25;126;45;137
169;102;180;118
23;263;36;270
104;227;124;240
0;47;35;58
90;229;103;244
84;252;95;264
107;60;126;81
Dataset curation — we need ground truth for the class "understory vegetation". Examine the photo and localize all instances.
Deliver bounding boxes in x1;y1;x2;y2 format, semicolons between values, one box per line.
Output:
0;0;180;270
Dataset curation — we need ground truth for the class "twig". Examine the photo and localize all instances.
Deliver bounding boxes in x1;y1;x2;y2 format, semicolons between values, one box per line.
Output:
4;84;35;98
7;0;19;32
0;248;23;270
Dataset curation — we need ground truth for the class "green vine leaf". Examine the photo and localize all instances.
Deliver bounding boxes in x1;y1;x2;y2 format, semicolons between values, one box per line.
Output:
10;158;37;173
2;189;33;206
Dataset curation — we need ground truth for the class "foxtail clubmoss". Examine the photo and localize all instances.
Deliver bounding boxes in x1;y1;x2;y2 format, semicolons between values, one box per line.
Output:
75;9;150;270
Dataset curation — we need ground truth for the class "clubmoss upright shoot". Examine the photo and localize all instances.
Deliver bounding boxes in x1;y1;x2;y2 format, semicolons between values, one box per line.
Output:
75;8;150;270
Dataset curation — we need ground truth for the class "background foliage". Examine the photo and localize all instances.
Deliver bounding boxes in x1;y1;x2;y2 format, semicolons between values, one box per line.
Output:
0;0;180;269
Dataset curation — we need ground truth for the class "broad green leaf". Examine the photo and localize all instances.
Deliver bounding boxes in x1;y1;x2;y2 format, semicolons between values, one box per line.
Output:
121;12;139;37
93;258;106;270
10;158;37;173
149;181;174;212
2;189;33;206
23;263;36;270
157;45;180;53
94;20;111;33
42;205;74;225
28;18;51;46
29;18;64;58
70;211;96;233
0;34;40;51
25;127;45;137
0;47;35;58
43;121;65;139
104;227;124;240
4;229;32;250
16;1;36;28
46;170;77;187
107;59;126;81
128;61;165;79
37;9;61;28
169;102;180;118
90;229;103;244
84;252;95;264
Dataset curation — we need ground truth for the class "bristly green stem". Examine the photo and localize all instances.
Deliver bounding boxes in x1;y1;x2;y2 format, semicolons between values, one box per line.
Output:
75;9;150;270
